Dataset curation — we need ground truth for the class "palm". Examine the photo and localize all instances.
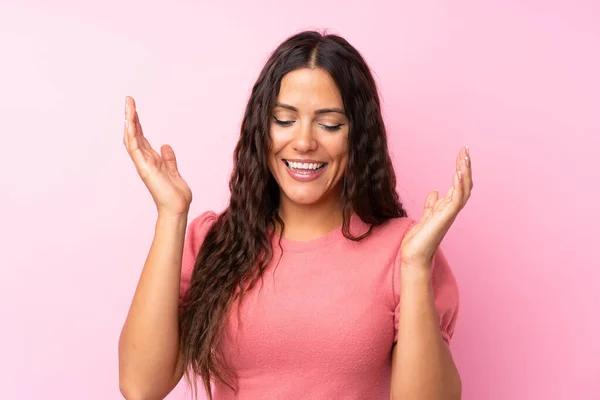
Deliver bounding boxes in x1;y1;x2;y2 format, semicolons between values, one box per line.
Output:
123;96;192;215
400;147;473;267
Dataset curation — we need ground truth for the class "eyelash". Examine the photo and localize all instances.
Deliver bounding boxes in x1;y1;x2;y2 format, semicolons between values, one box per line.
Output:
272;116;344;132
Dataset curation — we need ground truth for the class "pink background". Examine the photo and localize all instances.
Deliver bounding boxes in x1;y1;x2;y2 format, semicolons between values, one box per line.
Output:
1;1;598;399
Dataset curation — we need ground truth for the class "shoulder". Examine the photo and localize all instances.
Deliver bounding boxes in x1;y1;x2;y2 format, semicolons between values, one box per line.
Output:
188;210;219;231
185;210;219;252
180;211;219;303
368;216;418;244
346;216;418;262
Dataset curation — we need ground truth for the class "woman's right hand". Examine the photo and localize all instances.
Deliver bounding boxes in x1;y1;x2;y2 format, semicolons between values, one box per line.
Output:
123;96;192;217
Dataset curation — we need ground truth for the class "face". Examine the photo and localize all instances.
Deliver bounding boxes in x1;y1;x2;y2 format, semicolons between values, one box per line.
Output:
268;67;349;207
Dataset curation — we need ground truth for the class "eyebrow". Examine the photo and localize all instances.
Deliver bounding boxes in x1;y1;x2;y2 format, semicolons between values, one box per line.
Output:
274;102;345;115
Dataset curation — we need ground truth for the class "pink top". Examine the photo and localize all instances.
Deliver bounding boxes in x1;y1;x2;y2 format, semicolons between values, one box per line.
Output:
179;211;459;399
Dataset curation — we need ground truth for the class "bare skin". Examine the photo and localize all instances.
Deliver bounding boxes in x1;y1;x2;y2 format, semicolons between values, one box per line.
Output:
391;147;473;399
118;96;190;400
268;67;349;240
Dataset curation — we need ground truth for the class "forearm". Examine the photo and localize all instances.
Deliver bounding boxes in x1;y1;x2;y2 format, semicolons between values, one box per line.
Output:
118;213;188;397
392;265;461;400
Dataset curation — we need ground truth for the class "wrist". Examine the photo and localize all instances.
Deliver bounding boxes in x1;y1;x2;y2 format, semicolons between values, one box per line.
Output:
400;263;433;288
156;212;188;226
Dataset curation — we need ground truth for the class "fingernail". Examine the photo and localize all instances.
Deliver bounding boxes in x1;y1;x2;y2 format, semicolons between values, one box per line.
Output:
458;170;463;181
465;156;470;167
466;146;470;156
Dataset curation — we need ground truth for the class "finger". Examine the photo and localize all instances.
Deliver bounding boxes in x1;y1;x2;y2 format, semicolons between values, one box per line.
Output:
421;190;438;223
125;115;149;156
124;96;137;143
124;99;152;153
127;128;141;154
133;108;144;137
436;186;451;209
123;97;130;148
124;114;140;152
451;169;464;209
161;144;180;177
457;146;473;205
126;96;145;138
124;130;148;176
128;117;160;159
455;146;466;174
126;96;143;137
464;146;473;198
129;145;146;173
125;96;135;129
123;119;129;148
130;99;153;153
442;184;454;202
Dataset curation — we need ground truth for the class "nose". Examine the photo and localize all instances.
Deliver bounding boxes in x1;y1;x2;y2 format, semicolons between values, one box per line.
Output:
291;121;317;153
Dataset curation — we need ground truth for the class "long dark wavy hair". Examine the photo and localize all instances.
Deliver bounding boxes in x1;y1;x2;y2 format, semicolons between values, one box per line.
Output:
178;30;407;399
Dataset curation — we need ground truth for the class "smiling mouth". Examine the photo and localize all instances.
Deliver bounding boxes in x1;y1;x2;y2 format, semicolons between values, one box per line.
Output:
283;160;327;173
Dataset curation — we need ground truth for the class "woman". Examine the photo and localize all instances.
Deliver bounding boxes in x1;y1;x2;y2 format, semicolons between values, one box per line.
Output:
119;31;471;400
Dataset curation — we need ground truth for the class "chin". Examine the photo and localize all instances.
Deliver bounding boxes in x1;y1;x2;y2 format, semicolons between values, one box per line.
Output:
282;186;328;205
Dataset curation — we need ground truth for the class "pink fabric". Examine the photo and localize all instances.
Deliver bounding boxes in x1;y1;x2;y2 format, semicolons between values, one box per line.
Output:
180;211;459;399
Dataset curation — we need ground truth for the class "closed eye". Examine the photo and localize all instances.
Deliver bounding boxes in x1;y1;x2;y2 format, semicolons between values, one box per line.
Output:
319;123;345;132
272;116;294;127
273;117;345;132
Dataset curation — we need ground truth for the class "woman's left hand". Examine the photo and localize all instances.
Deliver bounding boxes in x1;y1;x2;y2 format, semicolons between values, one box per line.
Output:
400;146;473;268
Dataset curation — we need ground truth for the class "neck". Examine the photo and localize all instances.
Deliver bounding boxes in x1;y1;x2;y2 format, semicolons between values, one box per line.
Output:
276;191;345;242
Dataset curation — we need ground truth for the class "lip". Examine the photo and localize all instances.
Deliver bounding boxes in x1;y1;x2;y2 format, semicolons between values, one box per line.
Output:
284;158;327;164
281;159;327;182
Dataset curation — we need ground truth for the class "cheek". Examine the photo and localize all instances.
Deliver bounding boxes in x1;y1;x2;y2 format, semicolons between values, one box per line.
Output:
268;126;288;174
332;135;349;177
330;135;349;163
337;155;349;179
269;125;288;156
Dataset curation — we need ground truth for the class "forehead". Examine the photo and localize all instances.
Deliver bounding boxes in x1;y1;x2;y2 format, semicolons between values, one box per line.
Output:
276;68;343;109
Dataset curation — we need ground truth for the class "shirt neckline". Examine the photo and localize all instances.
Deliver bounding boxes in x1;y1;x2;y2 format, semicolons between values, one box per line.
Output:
271;213;370;253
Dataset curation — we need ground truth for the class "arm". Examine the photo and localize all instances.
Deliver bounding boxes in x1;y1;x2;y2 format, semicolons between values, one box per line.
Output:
119;96;194;400
118;214;188;400
391;146;472;400
390;266;461;400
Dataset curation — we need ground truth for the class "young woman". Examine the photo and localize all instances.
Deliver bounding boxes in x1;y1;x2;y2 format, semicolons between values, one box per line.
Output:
119;30;472;400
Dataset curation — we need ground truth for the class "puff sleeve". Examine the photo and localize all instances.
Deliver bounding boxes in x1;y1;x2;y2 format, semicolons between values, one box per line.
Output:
178;211;218;307
393;243;460;344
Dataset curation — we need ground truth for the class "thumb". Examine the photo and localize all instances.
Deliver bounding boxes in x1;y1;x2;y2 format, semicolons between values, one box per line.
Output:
421;190;438;223
160;144;180;177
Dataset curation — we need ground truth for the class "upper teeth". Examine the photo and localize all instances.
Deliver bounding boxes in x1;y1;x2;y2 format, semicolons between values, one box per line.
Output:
288;161;324;170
